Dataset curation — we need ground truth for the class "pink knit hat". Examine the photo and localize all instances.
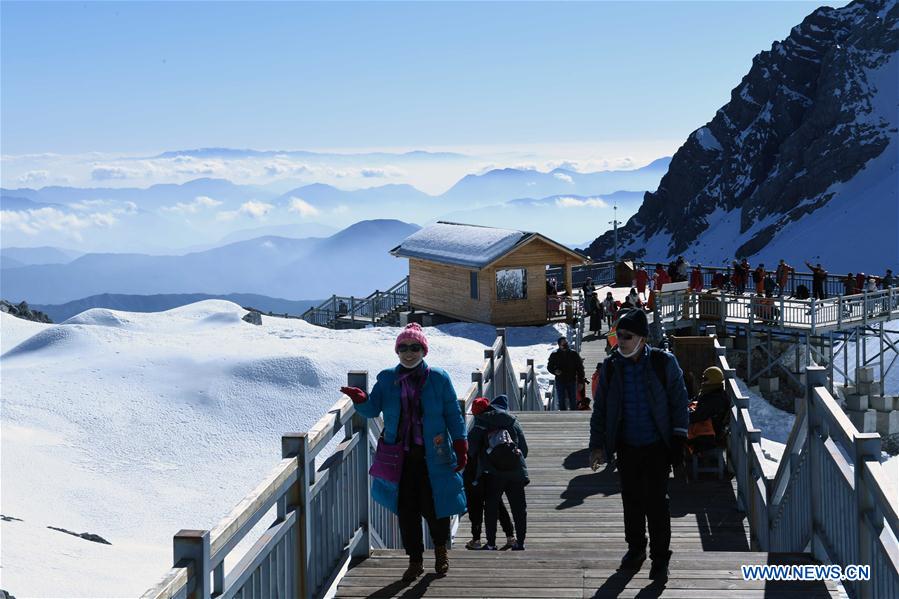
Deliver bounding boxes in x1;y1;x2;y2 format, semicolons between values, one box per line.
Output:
395;322;429;356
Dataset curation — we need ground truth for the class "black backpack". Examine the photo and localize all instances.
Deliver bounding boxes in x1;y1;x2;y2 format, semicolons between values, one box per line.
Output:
486;427;521;470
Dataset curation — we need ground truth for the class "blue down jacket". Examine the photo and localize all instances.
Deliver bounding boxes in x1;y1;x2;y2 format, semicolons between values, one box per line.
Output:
589;346;690;457
354;362;467;518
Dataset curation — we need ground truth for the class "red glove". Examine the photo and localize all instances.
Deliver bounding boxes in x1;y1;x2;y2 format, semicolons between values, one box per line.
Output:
453;439;468;472
340;386;367;404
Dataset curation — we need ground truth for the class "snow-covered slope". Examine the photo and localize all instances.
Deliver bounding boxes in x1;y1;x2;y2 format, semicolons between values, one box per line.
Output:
0;301;564;596
585;0;899;270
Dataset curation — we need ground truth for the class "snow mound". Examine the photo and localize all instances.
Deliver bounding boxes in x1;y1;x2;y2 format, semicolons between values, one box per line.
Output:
63;308;135;328
2;325;88;359
231;356;322;389
0;311;51;354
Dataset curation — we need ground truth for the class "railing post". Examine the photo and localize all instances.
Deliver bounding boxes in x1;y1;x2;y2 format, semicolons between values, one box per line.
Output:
348;371;371;560
484;349;496;399
173;530;210;599
472;371;483;399
283;432;311;599
350;296;356;323
863;289;868;326
854;431;882;599
810;299;817;335
806;366;827;564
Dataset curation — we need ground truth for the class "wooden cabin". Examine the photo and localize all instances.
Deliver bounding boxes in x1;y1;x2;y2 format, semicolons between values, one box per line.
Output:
390;222;589;326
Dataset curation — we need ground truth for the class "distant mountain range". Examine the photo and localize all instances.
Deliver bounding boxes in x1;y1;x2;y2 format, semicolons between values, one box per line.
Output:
1;158;671;253
584;0;899;272
1;219;419;304
31;293;322;323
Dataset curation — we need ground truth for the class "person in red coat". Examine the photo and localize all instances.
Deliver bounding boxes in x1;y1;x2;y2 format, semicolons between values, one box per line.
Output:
635;265;649;297
689;265;704;292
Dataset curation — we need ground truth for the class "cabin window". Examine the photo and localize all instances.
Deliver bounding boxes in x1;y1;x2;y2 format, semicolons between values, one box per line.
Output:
470;271;479;299
496;268;527;301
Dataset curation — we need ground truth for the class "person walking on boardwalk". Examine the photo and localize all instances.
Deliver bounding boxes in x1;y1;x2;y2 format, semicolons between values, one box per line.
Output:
805;261;828;300
548;336;586;411
582;277;598;316
340;323;468;583
588;308;690;581
468;394;529;551
464;397;516;550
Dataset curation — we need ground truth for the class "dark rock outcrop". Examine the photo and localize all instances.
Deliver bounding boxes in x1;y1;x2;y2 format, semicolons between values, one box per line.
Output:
584;0;898;261
47;525;112;545
0;300;53;323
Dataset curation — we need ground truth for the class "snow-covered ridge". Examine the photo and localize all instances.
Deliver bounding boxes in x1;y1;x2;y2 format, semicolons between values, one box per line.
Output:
0;301;564;596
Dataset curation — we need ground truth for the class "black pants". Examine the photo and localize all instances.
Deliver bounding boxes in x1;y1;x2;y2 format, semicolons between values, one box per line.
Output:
617;442;671;561
813;283;826;300
466;473;514;539
398;445;450;560
484;476;527;546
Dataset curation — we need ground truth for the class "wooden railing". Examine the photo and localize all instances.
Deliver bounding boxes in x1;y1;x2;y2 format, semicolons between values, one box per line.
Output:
143;329;546;599
711;322;899;598
301;276;410;328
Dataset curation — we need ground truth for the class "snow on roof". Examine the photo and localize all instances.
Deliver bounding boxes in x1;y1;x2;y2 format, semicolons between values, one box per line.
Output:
391;222;532;268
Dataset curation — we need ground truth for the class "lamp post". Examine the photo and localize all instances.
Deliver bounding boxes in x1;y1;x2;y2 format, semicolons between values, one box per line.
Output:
609;204;620;264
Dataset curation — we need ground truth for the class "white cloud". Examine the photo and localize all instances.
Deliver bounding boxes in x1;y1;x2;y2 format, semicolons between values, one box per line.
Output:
239;200;273;218
332;205;350;215
91;166;133;180
17;170;50;185
0;207;119;240
287;197;320;218
69;199;137;216
555;196;609;208
553;172;574;184
263;161;310;177
162;195;224;214
217;200;273;221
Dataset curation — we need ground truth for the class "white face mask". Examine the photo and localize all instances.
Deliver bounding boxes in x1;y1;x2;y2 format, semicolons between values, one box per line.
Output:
400;356;424;369
618;337;645;359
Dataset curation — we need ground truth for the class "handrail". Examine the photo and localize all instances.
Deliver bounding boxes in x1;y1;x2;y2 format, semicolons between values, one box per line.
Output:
650;288;899;334
712;311;899;598
143;328;544;599
301;276;410;328
638;260;889;298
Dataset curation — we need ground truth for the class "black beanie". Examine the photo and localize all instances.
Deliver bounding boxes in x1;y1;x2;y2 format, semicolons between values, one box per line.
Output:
617;308;649;337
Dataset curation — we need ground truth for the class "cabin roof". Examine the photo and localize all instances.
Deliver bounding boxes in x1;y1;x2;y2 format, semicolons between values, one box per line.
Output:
390;221;585;269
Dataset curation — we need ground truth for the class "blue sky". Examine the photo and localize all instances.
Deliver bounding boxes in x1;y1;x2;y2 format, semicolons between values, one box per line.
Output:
1;1;846;155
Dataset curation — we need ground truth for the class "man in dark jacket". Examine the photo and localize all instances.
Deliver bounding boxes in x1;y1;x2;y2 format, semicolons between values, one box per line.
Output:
548;336;585;411
805;261;828;300
589;308;689;581
468;394;529;551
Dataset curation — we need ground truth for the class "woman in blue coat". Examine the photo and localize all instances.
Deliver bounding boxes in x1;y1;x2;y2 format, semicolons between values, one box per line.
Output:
341;323;467;583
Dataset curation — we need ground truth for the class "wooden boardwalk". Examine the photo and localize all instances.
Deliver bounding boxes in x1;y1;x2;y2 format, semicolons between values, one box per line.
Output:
336;412;844;598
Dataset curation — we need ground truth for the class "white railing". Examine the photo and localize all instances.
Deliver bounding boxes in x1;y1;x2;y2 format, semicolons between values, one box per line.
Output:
715;319;899;598
143;328;544;599
651;287;899;334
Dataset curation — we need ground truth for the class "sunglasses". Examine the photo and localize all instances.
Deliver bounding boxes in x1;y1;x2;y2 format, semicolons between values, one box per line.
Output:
617;331;636;341
397;343;423;353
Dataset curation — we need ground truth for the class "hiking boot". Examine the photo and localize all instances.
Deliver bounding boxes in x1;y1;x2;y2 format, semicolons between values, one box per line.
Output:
465;537;483;550
649;550;672;581
618;548;646;570
402;559;424;583
499;534;515;550
434;545;449;576
511;540;526;551
478;543;497;550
